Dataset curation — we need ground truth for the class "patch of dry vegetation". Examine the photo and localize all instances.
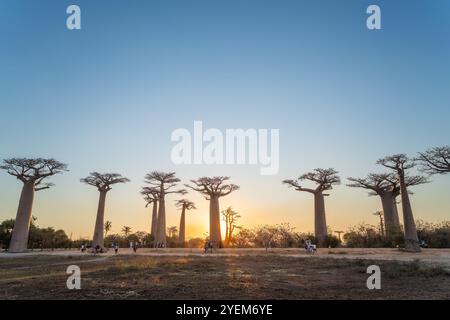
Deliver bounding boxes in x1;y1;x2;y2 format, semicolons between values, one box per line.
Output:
0;254;448;300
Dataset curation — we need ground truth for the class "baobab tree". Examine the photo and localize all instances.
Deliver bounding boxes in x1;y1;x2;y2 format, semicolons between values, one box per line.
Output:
175;199;196;247
0;158;68;252
222;207;241;246
81;172;130;249
348;173;400;237
417;146;450;175
186;177;239;248
377;154;421;252
141;187;159;240
283;168;340;246
144;172;186;247
347;173;427;239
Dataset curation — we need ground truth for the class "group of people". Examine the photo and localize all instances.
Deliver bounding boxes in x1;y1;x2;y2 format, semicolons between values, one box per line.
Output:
79;242;126;254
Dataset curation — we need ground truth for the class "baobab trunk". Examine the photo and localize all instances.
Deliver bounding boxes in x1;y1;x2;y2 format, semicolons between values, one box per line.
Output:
209;195;222;248
92;191;107;248
399;175;420;252
314;192;327;247
151;201;158;238
179;207;186;247
9;182;35;253
156;196;167;246
392;198;400;229
380;193;401;238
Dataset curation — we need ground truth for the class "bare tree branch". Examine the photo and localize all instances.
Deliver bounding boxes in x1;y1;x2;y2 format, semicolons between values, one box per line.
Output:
416;146;450;175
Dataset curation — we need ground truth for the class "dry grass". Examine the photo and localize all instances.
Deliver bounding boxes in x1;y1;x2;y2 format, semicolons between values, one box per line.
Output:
0;254;449;300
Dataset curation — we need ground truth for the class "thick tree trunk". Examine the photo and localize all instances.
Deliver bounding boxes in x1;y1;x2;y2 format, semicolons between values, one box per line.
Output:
9;182;35;253
179;207;186;247
92;191;107;248
314;192;327;247
399;173;420;252
209;195;222;248
156;195;167;247
392;197;400;229
151;201;158;239
380;192;401;239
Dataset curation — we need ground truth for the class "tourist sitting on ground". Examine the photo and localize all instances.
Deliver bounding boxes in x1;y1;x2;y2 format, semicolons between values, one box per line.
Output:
304;239;317;254
203;241;210;254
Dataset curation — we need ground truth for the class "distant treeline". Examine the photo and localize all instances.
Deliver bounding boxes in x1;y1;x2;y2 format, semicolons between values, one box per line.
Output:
1;219;449;250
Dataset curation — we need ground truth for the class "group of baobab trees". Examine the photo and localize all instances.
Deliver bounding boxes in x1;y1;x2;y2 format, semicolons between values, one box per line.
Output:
1;146;449;253
283;147;450;252
140;174;239;248
0;158;240;252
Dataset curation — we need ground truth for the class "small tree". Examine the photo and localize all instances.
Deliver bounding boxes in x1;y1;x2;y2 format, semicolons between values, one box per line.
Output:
222;207;241;246
122;226;132;237
104;221;112;238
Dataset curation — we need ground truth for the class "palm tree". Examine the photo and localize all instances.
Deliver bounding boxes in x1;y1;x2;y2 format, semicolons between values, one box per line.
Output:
175;199;196;246
283;168;340;246
122;226;132;237
81;172;130;249
104;220;112;238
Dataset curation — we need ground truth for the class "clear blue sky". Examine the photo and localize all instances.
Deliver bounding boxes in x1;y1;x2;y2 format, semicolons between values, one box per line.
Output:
0;0;449;238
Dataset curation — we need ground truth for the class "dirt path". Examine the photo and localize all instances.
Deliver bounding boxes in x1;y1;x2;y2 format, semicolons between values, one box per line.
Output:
2;248;450;267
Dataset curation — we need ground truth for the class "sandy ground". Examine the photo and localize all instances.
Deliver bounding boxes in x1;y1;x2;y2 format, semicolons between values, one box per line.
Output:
1;248;449;299
2;248;450;268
